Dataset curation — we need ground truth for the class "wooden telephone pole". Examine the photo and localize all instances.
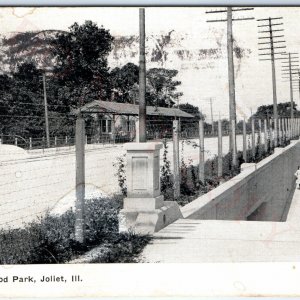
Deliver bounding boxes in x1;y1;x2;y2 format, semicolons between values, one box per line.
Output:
139;8;146;142
206;7;254;164
281;52;299;118
257;17;286;147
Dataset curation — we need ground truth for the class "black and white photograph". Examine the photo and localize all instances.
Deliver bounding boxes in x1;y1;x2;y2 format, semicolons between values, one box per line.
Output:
1;4;300;297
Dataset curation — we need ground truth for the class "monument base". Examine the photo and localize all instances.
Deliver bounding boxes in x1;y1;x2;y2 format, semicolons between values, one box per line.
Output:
119;201;183;234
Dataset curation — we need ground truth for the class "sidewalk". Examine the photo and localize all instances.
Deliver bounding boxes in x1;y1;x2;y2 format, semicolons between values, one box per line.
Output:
141;187;300;263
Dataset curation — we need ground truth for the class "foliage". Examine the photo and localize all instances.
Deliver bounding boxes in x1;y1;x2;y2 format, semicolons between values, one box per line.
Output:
84;197;122;244
160;139;173;199
0;63;44;137
253;101;300;119
178;103;203;120
90;232;151;263
110;63;139;103
51;21;114;107
0;62;75;138
0;195;150;264
110;64;183;107
113;154;127;196
0;210;80;264
146;68;183;107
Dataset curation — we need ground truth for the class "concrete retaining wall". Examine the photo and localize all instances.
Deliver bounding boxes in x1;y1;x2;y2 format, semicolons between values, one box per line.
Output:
182;140;300;222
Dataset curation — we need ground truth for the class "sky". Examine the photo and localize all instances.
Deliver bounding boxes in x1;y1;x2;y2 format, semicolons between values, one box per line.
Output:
1;6;300;120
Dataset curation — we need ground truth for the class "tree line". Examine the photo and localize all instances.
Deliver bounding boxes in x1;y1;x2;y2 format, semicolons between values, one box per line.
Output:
0;21;190;138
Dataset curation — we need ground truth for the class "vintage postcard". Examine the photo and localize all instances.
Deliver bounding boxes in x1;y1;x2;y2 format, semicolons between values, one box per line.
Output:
1;4;300;297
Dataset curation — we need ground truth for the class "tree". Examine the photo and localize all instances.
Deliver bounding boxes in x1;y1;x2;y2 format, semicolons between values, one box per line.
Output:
0;63;45;137
110;63;139;103
253;101;300;120
51;21;114;107
110;64;183;107
146;68;183;107
178;103;204;120
0;62;75;139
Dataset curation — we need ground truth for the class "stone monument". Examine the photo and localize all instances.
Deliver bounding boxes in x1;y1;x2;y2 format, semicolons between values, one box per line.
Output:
119;142;182;234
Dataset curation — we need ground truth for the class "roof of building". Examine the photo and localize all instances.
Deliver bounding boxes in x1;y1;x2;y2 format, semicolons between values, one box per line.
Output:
72;100;194;118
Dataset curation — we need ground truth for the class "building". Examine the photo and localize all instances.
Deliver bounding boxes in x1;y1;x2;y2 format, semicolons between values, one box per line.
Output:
73;100;194;143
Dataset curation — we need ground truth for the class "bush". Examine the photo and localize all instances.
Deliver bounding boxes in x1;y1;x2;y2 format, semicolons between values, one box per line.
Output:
0;210;80;264
84;197;121;244
0;195;150;264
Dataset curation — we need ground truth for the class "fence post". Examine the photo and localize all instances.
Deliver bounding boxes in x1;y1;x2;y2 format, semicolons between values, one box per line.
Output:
173;120;180;199
269;119;273;148
112;116;116;144
293;118;296;138
15;137;18;146
75;114;85;244
218;119;223;177
135;119;140;143
243;118;247;163
29;137;32;150
264;119;268;153
251;118;255;160
232;120;237;167
274;116;278;147
284;118;288;141
65;136;68;145
54;136;57;147
278;118;282;146
199;119;205;184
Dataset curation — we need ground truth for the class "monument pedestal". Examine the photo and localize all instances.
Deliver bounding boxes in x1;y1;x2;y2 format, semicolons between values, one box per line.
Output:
118;142;182;234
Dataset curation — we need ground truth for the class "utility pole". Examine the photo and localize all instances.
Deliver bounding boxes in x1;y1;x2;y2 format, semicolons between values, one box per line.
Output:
42;73;50;148
206;7;254;154
281;52;299;118
257;17;286;147
139;8;146;143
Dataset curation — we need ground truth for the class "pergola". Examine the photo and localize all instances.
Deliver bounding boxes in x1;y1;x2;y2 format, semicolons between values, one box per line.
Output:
72;100;194;141
72;100;194;118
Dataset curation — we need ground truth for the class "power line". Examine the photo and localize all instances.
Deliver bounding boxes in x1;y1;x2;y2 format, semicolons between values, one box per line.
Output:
257;16;286;146
206;6;254;158
280;52;299;118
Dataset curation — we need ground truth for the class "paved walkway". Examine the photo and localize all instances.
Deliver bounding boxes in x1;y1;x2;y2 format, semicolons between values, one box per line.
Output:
141;186;300;263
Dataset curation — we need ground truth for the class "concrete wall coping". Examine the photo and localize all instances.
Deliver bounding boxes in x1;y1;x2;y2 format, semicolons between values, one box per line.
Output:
181;140;300;219
124;142;163;151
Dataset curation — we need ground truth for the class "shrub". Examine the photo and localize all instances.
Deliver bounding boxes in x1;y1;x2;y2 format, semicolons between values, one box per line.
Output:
0;210;79;264
0;195;150;264
84;197;121;244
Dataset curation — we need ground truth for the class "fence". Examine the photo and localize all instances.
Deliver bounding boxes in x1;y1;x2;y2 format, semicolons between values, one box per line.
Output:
166;117;300;205
1;115;300;235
